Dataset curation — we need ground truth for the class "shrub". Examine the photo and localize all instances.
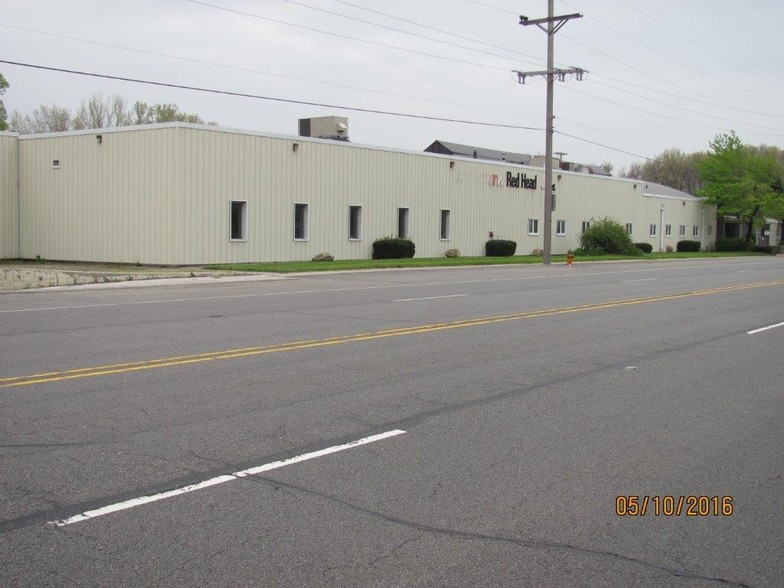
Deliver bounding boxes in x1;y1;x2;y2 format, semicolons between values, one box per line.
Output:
635;242;653;253
676;240;701;252
372;237;415;259
751;245;773;254
580;217;639;255
715;237;747;251
485;239;517;256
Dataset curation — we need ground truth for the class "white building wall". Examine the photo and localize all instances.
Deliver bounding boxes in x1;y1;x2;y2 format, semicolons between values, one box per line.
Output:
9;123;717;264
18;126;185;264
0;133;19;259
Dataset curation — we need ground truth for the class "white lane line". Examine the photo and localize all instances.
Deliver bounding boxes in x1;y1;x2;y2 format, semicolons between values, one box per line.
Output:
50;429;406;527
734;270;755;274
621;278;658;283
748;321;784;335
1;260;763;314
394;294;468;303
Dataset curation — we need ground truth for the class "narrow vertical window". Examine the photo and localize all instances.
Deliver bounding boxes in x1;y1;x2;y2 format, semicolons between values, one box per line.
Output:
440;209;451;240
581;221;591;233
679;225;686;237
349;205;362;240
649;224;657;237
528;218;540;235
693;225;700;236
398;207;410;239
707;225;712;236
294;203;308;240
625;223;633;235
556;219;566;236
230;201;247;241
665;224;672;237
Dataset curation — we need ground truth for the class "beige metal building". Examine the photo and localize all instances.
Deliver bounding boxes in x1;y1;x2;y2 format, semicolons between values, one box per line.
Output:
0;123;716;264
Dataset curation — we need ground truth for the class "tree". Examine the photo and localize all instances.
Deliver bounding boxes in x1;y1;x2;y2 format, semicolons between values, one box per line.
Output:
0;72;8;131
621;148;706;194
10;94;215;133
698;132;780;248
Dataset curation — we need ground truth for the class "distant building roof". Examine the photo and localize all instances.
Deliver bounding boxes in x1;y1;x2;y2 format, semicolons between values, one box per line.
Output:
641;181;701;201
424;140;531;165
566;163;612;177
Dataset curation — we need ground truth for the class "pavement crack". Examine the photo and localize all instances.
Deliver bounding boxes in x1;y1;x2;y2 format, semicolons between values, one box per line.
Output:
245;475;750;588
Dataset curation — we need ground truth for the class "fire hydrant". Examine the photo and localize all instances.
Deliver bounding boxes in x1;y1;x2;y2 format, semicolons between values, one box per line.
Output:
566;249;574;266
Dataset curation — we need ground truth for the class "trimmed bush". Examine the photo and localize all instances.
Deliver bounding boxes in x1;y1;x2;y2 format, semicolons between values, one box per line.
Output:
580;217;640;255
715;237;747;251
372;237;415;259
676;240;701;252
635;242;653;253
751;245;773;254
485;239;517;257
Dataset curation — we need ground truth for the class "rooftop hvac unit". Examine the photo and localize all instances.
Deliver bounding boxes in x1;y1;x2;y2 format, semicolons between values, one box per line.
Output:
298;116;349;142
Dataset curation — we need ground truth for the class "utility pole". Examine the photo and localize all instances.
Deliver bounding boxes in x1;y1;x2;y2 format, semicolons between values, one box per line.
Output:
516;1;583;266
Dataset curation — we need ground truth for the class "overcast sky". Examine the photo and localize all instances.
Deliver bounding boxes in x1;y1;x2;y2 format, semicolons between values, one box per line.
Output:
2;0;783;173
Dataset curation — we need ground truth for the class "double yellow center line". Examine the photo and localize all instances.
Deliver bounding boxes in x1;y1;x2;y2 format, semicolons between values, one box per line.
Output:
2;280;781;389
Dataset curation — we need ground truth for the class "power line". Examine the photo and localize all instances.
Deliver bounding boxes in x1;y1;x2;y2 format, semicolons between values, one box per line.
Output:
620;0;784;92
273;0;535;66
184;0;509;72
461;0;517;16
0;59;545;131
587;77;784;132
560;0;782;106
0;22;541;119
592;72;784;120
561;84;784;138
555;131;651;160
1;59;655;162
329;0;545;66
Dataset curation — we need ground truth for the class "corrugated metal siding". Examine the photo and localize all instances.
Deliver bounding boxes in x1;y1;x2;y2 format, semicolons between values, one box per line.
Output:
11;124;717;264
19;127;185;264
0;133;19;258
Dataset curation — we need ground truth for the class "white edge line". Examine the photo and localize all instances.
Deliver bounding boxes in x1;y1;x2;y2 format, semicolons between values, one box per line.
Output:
51;429;406;527
620;278;658;283
747;321;784;335
394;294;468;302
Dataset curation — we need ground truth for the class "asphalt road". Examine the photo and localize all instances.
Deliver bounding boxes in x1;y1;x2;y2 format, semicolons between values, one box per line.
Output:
1;258;782;587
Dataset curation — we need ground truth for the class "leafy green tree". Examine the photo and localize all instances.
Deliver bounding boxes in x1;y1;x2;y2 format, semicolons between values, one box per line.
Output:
0;72;9;131
698;132;780;248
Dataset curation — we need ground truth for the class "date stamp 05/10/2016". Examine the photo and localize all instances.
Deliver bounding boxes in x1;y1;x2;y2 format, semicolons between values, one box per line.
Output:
615;495;734;517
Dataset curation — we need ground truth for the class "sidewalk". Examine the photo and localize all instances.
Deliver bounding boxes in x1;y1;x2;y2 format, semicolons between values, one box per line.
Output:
0;262;285;291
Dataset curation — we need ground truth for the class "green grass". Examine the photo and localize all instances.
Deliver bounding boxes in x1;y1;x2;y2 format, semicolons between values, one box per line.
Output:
206;251;768;274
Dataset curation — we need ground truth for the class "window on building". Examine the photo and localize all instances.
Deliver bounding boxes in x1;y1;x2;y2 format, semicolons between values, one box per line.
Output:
581;220;591;233
707;225;712;236
230;201;247;241
650;224;657;237
294;203;308;240
556;219;566;236
52;159;61;169
665;224;672;237
349;205;362;240
625;223;633;235
398;207;410;239
440;209;451;240
693;225;700;236
528;218;540;235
